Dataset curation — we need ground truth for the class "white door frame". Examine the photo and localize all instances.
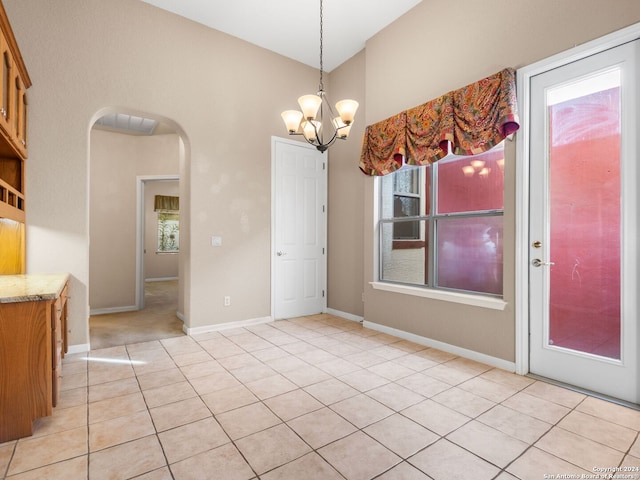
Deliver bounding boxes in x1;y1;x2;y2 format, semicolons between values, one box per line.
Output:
135;174;180;310
270;136;328;320
515;22;640;376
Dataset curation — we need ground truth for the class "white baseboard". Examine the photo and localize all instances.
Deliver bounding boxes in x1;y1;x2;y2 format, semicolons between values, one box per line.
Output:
363;320;516;372
90;305;138;316
176;311;185;322
67;343;90;354
325;308;364;323
184;316;273;335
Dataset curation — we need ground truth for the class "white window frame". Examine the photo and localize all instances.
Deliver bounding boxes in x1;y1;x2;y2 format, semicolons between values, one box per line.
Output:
374;149;508;311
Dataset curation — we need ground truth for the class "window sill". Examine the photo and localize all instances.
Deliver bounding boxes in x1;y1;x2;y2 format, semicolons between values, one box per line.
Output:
370;282;507;310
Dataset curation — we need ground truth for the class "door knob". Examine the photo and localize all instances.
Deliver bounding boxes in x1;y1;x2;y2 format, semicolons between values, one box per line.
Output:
276;251;286;256
532;258;555;267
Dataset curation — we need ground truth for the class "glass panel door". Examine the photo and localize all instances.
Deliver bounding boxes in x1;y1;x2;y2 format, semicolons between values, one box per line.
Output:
547;69;621;359
529;40;639;403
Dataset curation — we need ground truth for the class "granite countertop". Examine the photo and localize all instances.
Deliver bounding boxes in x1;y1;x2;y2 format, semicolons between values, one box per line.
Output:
0;274;69;304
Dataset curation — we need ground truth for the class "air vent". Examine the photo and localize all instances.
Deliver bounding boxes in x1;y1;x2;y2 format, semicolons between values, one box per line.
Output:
94;113;158;135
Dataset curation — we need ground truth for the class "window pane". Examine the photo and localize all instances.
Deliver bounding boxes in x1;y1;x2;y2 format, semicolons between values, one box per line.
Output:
394;168;419;194
381;166;429;219
381;220;427;285
157;212;179;252
547;72;621;359
394;195;420;218
437;143;504;214
436;216;502;295
393;216;420;240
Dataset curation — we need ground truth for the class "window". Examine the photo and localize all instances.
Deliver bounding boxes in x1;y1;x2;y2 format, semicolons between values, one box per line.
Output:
379;142;504;296
391;168;422;240
157;211;179;252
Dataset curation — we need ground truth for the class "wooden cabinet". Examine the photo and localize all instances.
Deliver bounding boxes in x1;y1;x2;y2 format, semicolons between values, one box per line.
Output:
51;283;68;407
0;0;30;266
0;275;68;443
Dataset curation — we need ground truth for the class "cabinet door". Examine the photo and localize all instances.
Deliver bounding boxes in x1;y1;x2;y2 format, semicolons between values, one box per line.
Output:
0;34;12;139
13;74;26;157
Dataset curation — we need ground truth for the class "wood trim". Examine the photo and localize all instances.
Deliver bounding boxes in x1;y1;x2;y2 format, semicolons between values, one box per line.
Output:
0;0;31;88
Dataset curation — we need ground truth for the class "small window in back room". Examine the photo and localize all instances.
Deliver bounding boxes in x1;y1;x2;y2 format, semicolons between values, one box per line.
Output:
155;195;179;253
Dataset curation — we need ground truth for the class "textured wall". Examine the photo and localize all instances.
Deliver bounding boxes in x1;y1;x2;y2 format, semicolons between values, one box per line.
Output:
361;0;640;361
5;0;323;347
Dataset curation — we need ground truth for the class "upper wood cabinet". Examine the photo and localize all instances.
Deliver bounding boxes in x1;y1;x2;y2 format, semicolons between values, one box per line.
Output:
0;0;30;224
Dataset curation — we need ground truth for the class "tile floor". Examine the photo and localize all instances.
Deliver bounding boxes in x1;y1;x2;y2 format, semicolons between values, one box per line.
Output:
1;314;639;480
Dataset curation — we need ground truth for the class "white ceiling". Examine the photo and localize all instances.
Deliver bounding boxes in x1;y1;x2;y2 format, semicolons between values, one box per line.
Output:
139;0;423;72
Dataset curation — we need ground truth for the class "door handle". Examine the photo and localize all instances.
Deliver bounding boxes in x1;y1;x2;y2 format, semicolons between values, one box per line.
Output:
276;251;286;256
531;258;555;267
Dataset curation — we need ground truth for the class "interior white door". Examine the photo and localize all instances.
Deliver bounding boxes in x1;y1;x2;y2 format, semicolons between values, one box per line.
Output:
272;138;327;320
529;40;639;403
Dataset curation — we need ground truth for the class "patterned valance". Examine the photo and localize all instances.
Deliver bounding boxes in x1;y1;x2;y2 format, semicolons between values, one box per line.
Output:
359;68;519;175
154;195;179;212
359;111;406;176
406;93;453;167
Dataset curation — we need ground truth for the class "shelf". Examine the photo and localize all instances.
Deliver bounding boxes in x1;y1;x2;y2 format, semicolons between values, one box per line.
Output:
0;176;24;222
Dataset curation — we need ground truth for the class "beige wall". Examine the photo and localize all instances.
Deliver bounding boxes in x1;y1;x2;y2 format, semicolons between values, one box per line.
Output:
326;50;366;318
361;0;640;361
6;0;639;358
89;129;180;312
5;0;326;347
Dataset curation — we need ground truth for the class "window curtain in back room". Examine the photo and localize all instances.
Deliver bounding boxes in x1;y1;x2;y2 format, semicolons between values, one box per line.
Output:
359;68;520;175
154;195;179;212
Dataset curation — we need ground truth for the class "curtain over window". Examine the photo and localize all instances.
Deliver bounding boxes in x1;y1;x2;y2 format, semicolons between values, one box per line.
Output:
154;195;179;212
359;111;406;176
360;68;519;175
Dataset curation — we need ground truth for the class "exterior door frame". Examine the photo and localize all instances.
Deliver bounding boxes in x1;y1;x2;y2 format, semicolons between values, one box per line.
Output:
515;22;640;376
270;136;328;320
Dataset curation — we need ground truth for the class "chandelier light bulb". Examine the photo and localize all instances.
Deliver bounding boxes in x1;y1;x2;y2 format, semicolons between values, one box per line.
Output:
281;110;303;133
335;99;359;125
462;165;475;177
333;117;352;139
302;120;321;142
298;94;322;120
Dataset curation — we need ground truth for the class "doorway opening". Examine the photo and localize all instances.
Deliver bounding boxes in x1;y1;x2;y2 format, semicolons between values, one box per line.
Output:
88;109;189;349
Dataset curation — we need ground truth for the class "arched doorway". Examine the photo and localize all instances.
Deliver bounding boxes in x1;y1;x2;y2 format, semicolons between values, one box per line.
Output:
88;108;190;348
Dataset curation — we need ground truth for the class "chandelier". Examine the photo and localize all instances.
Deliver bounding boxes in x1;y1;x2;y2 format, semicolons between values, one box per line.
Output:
280;0;359;152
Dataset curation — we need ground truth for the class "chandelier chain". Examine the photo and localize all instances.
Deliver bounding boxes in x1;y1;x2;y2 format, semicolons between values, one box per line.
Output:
319;0;324;92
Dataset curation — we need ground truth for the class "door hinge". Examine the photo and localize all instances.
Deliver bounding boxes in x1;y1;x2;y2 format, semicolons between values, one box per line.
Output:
323;162;326;170
322;247;325;254
322;290;325;297
322;205;325;213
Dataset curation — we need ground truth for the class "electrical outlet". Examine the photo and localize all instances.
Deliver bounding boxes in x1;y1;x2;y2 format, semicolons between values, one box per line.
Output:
224;296;231;307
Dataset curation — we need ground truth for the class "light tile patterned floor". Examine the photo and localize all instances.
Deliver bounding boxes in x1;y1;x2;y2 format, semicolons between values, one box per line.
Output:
1;314;639;479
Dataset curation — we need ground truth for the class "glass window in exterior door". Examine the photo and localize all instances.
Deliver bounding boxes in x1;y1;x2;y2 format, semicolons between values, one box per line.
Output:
546;69;621;359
